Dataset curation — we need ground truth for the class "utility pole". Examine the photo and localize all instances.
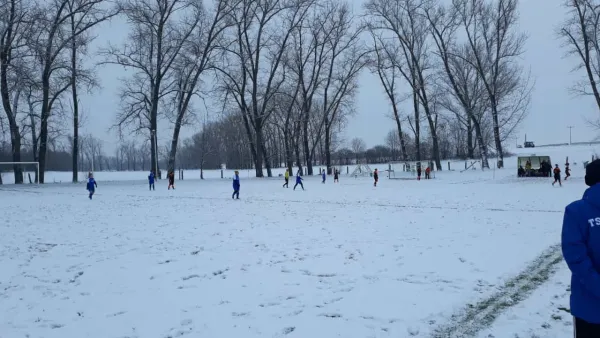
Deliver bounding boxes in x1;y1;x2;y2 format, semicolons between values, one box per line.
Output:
567;126;575;145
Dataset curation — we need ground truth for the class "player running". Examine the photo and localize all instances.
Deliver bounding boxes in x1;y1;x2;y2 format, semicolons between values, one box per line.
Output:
553;164;562;187
86;172;97;200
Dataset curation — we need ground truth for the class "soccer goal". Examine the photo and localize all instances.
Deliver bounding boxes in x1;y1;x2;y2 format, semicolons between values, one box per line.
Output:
351;163;373;177
0;162;40;184
388;161;436;180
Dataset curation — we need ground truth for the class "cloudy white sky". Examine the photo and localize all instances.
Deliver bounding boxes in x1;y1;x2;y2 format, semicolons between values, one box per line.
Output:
79;0;597;154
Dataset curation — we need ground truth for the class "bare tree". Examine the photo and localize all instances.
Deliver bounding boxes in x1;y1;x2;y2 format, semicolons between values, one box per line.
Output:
287;2;333;176
66;0;102;182
165;0;236;173
559;0;600;115
270;86;301;175
28;0;117;183
350;136;365;162
102;0;201;177
318;1;367;174
425;3;490;168
367;26;408;161
216;0;314;177
454;0;530;168
0;0;33;183
364;0;442;170
385;129;400;160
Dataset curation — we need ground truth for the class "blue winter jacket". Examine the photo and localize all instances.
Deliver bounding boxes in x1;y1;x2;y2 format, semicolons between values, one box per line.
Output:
322;172;326;180
562;183;600;324
86;178;97;191
296;175;302;183
233;175;240;190
148;173;155;184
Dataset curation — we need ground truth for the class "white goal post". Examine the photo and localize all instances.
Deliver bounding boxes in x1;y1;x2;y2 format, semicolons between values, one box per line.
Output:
388;160;436;179
0;162;40;184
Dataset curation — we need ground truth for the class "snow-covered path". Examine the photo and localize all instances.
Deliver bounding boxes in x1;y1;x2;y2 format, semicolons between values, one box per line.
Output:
0;169;585;338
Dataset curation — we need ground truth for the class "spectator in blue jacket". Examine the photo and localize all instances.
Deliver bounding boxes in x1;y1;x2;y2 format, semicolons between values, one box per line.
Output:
293;173;304;191
148;171;155;191
86;172;97;200
562;159;600;336
232;170;240;199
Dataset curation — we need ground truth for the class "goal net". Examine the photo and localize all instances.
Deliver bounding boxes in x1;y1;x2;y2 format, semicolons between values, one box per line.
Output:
0;162;40;184
351;163;373;177
388;161;436;180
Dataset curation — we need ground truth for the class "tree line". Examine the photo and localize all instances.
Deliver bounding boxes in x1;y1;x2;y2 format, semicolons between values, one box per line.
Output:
0;0;593;183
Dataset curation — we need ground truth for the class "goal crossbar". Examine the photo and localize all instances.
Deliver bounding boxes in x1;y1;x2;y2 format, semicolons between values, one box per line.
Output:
0;162;40;184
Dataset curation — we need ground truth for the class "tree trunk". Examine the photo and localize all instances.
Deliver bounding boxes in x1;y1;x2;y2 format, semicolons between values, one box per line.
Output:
392;104;408;161
38;68;52;184
261;141;272;177
0;0;23;184
302;118;312;175
284;128;293;175
167;113;184;173
325;123;332;174
254;126;264;177
412;89;421;162
472;119;489;169
240;108;258;171
489;95;504;168
29;112;38;182
294;137;303;176
70;11;79;183
8;120;22;183
425;114;441;170
467;117;474;159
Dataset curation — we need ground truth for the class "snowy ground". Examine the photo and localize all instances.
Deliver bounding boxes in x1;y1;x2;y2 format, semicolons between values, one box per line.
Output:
0;153;589;338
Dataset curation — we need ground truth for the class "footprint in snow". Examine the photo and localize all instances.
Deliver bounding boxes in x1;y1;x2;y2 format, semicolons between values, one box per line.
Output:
288;309;303;316
324;297;343;304
320;313;342;318
259;302;281;307
282;327;295;334
213;269;228;276
316;273;336;278
181;274;201;281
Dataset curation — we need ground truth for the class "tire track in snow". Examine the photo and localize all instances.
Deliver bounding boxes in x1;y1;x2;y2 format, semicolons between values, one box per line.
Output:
429;244;564;338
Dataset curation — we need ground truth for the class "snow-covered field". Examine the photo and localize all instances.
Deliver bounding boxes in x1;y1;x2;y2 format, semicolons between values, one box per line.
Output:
0;144;597;338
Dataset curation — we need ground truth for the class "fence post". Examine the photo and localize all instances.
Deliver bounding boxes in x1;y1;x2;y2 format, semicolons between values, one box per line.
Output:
221;169;223;179
448;161;450;171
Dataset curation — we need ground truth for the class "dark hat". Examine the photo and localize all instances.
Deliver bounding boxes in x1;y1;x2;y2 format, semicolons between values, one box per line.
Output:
585;159;600;186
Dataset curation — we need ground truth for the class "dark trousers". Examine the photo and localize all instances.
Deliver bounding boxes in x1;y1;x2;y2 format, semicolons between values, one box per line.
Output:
294;182;304;190
283;178;288;188
575;317;600;337
553;175;562;186
232;190;239;199
149;183;154;190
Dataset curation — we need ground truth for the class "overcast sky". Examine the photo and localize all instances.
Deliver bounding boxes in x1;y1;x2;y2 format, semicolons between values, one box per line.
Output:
79;0;596;154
